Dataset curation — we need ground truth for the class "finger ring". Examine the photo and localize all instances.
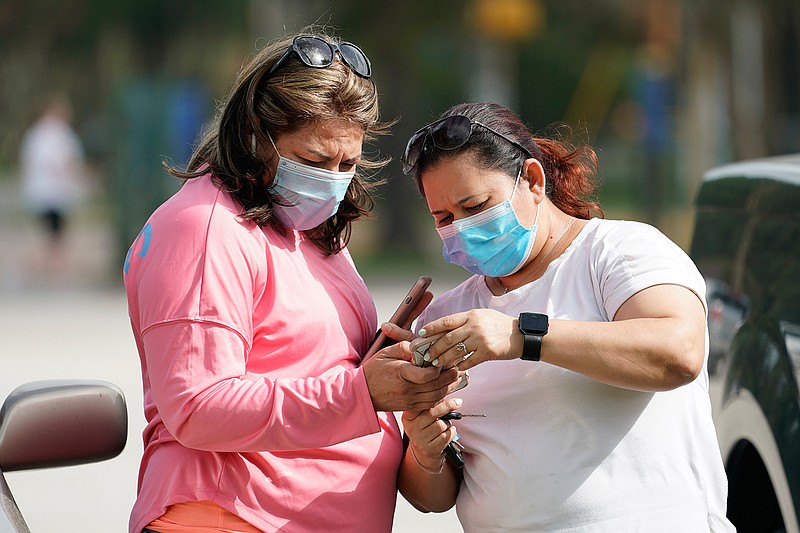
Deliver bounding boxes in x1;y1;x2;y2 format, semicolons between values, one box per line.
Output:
455;342;467;353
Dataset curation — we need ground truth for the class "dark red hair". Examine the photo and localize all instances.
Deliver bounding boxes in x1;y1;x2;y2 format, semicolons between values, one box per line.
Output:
410;102;603;219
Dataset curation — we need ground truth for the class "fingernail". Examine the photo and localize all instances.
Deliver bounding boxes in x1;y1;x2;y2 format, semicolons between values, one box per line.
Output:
423;353;431;362
431;359;439;367
453;398;463;406
418;328;427;336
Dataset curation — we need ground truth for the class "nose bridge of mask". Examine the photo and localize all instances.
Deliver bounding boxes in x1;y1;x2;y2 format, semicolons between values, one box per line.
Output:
447;200;512;235
278;157;355;182
265;131;354;182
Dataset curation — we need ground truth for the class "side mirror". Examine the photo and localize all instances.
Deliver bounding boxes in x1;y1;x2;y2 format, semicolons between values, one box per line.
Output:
0;380;127;472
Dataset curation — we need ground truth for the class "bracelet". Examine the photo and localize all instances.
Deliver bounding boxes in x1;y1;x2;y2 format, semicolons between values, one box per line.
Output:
409;444;445;475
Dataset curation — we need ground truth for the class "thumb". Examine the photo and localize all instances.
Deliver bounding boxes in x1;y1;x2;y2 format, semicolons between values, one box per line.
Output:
377;340;411;361
399;363;441;384
381;322;416;343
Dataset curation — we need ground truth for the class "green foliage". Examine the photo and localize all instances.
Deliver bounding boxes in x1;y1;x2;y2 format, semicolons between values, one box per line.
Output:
8;0;792;256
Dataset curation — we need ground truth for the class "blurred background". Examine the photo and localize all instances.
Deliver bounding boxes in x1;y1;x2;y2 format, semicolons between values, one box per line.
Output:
0;0;798;531
1;0;798;288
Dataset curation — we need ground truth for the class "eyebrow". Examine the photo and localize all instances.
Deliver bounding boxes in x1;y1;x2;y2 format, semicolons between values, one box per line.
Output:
306;148;361;164
430;194;483;215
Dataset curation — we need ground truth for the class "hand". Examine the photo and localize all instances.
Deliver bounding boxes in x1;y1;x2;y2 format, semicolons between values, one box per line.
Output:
363;290;433;361
378;321;417;344
402;397;463;468
363;341;460;412
418;309;523;371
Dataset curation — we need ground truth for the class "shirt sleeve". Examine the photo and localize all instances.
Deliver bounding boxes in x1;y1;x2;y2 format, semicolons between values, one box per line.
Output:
142;320;379;452
594;221;707;321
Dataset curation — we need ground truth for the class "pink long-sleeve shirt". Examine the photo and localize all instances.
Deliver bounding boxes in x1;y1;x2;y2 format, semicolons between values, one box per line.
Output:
124;173;402;533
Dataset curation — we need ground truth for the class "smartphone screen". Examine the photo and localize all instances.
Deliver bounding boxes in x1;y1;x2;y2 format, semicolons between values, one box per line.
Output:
363;276;432;361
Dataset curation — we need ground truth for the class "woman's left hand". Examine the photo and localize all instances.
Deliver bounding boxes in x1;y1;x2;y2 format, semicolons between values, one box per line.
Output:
379;321;417;344
418;309;523;371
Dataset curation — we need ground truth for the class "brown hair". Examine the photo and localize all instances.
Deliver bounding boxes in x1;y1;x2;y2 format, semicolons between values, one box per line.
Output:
166;31;392;255
410;102;603;219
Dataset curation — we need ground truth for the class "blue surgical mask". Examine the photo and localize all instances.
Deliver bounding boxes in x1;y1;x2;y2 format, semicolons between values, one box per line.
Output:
265;134;355;231
436;173;539;277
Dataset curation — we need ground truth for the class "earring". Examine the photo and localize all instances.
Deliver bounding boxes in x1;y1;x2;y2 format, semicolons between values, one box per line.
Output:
251;133;257;155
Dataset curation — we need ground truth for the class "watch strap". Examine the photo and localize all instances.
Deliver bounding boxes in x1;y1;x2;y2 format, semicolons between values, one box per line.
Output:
520;333;543;361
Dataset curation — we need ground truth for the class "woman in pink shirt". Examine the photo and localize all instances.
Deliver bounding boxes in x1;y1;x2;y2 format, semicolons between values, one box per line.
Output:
123;31;459;533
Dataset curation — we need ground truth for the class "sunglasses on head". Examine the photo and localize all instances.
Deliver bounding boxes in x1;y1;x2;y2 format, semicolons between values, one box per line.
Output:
266;35;372;80
402;115;533;175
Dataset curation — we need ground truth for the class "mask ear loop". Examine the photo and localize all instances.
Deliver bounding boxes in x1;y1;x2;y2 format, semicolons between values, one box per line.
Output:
532;196;541;227
264;131;283;161
509;168;522;202
512;160;541;228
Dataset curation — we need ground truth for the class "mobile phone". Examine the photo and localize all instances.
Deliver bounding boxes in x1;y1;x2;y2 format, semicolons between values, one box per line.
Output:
363;276;432;361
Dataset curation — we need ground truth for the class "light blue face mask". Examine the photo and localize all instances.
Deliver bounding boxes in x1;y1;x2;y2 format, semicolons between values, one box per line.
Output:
436;172;539;277
264;134;355;231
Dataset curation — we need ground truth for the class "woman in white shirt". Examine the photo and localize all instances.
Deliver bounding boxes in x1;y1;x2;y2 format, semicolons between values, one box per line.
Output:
396;102;734;532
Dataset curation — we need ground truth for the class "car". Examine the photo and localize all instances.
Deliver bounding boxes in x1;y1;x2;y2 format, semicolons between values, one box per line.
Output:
689;154;800;532
0;380;127;533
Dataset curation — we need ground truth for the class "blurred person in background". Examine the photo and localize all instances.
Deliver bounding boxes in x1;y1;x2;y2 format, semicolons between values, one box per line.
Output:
18;94;86;279
123;31;459;533
396;102;734;532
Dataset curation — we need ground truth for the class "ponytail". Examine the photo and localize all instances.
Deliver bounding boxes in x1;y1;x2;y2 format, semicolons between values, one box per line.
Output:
535;132;603;219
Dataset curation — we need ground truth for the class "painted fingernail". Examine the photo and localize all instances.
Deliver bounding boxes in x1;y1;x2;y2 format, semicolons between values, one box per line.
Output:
431;359;440;367
453;398;463;406
418;328;427;336
423;353;431;362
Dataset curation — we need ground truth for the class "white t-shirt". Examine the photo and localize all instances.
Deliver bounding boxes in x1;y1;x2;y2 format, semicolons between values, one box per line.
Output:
418;218;734;533
19;115;85;212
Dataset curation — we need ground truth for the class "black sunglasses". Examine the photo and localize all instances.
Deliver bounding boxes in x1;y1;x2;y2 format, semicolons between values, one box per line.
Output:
402;115;533;175
266;35;372;79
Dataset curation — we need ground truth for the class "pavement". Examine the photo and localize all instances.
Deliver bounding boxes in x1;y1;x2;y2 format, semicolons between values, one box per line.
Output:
0;178;463;532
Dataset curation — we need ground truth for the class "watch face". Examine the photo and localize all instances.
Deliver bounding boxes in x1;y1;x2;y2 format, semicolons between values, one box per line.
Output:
520;313;548;334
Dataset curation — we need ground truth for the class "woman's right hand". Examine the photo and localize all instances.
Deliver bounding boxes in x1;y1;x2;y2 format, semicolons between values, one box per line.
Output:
402;397;463;470
363;341;460;412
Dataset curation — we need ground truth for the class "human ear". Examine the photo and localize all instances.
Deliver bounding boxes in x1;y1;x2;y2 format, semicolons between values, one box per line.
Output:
522;158;547;199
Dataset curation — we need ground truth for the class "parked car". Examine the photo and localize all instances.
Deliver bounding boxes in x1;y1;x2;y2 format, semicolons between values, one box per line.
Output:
0;380;127;533
690;154;800;532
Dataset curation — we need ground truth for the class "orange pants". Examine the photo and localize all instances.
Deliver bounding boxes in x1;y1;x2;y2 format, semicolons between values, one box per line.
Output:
145;500;262;533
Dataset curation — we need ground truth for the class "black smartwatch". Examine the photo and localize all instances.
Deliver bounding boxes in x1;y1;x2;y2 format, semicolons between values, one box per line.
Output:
518;313;549;361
